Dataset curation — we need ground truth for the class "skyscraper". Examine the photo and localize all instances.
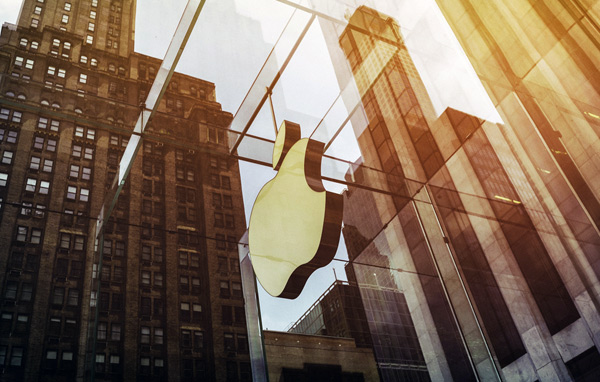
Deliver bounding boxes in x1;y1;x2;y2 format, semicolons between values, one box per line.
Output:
323;5;600;382
0;1;250;381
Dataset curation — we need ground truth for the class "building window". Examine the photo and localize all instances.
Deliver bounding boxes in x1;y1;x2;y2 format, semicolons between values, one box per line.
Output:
10;347;23;366
180;302;190;321
224;333;235;351
37;117;48;129
75;126;95;140
97;322;107;341
60;233;71;249
31;18;39;28
232;282;242;298
39;180;50;194
110;324;121;341
140;327;150;344
42;159;53;172
220;281;230;298
52;287;65;305
67;289;79;306
1;151;13;165
88;22;95;32
154;328;164;345
141;271;150;286
4;282;17;299
21;283;33;301
90;10;96;19
86;35;93;44
61;14;69;23
79;73;87;84
64;2;71;11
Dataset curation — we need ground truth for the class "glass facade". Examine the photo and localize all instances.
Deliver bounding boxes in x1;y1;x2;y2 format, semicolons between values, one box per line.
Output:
0;0;599;381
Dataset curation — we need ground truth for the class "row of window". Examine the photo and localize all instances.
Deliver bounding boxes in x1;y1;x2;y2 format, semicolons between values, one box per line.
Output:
55;258;83;278
48;316;77;337
18;37;39;51
216;234;238;251
0;346;24;367
97;264;124;283
43;349;76;370
103;239;126;257
220;280;243;299
178;251;200;268
25;178;50;195
140;297;164;317
180;330;204;349
91;291;124;312
214;212;235;229
224;332;248;353
212;193;233;209
51;287;80;307
218;256;240;275
141;245;163;263
8;252;39;272
14;56;34;69
0;128;18;144
15;226;43;243
180;302;202;323
4;281;33;301
3;91;26;100
140;326;164;345
20;202;46;218
139;356;165;375
97;322;122;341
66;185;90;202
0;108;22;123
0;312;29;334
30;156;54;172
50;38;71;58
179;275;201;294
222;305;246;326
141;271;164;288
95;353;121;374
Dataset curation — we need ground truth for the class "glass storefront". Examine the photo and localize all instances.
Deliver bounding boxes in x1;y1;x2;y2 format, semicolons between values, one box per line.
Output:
0;0;599;381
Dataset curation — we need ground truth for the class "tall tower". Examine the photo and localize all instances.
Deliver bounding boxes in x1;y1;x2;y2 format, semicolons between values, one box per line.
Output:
0;1;251;381
328;5;600;382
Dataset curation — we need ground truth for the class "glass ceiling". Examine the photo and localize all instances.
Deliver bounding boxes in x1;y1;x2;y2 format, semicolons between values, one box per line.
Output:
114;0;599;330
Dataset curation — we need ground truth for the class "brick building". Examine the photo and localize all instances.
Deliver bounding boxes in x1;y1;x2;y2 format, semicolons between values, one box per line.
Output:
0;0;250;381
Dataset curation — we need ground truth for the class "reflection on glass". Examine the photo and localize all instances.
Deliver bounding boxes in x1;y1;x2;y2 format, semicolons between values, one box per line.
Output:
0;0;599;381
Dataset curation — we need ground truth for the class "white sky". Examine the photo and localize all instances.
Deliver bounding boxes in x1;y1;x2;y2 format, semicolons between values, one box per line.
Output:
1;0;503;330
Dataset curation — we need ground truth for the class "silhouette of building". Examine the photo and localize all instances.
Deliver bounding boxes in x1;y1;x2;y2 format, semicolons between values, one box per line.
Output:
322;5;600;382
0;0;251;381
264;330;379;382
289;280;430;381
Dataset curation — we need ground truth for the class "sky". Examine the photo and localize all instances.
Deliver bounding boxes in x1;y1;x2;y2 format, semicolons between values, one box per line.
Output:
0;0;503;330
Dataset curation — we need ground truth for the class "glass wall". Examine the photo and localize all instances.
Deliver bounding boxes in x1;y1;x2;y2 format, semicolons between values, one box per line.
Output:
1;0;600;381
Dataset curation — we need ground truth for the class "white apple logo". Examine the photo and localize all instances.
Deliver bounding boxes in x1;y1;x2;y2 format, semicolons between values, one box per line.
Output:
248;121;343;299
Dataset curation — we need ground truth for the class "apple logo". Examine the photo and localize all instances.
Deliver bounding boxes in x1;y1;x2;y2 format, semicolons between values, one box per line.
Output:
248;120;343;299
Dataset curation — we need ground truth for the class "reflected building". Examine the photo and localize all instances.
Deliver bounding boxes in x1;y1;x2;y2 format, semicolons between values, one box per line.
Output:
323;5;600;382
289;279;430;381
0;0;252;381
